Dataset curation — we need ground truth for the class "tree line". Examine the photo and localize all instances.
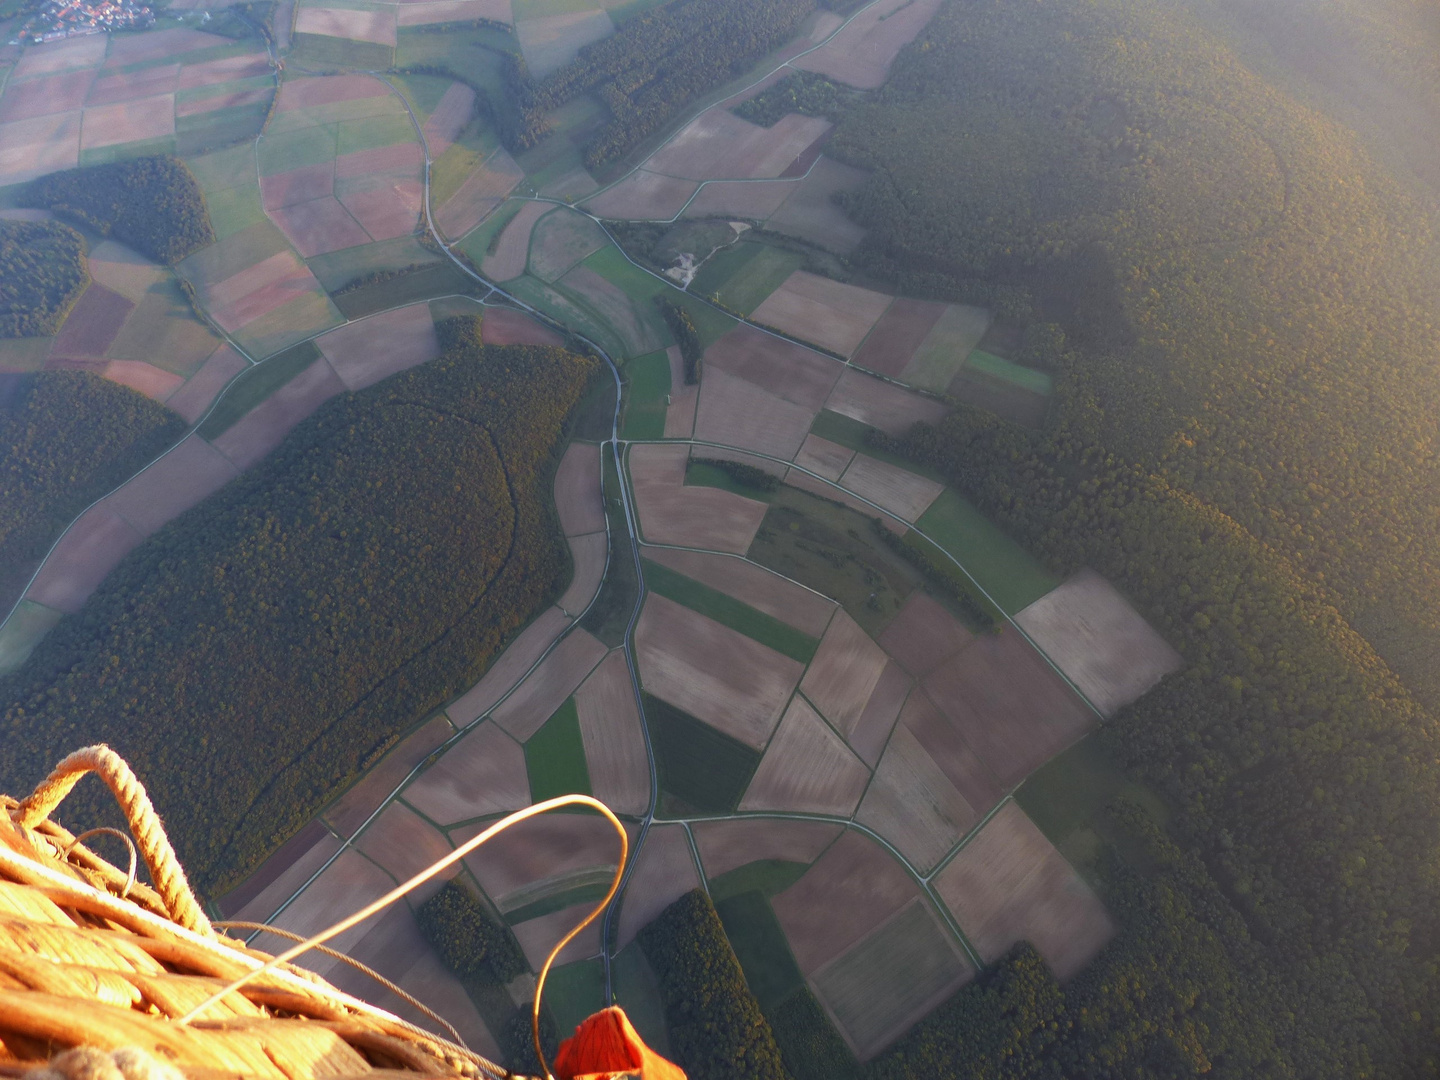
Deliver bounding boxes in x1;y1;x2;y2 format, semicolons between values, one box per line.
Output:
0;371;185;613
0;220;90;338
0;319;594;895
24;156;215;265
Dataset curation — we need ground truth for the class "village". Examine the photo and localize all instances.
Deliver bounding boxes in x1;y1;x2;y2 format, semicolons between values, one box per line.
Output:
17;0;152;44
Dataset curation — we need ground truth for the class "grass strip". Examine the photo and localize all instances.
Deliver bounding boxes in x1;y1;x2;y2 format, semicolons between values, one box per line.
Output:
641;557;818;663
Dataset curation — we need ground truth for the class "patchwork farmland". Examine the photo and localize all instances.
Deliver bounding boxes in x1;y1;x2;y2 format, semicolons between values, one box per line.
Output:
0;0;1193;1069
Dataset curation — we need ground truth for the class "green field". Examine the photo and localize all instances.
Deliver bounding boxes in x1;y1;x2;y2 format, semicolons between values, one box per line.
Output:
506;274;626;358
176;103;272;158
916;490;1058;614
0;337;53;374
257;124;339;176
529;208;609;283
0;601;64;676
747;484;926;636
333;263;479;319
644;693;759;814
80;137;177;168
558;246;669;357
807;410;947;484
579;244;735;348
690;241;804;316
307;235;442;292
107;280;223;375
902;305;991;392
196;180;267;241
337;115;418;155
289;32;394;71
197;341;319;438
611;943;672;1055
232;289;344;359
684;458;777;502
620;349;669;440
387;73;454;121
578;451;636;646
543;958;607;1039
454;200;524;264
963;349;1053;395
715;891;805;1012
640;558;818;664
707;859;811;903
393;22;515;95
525;698;593;803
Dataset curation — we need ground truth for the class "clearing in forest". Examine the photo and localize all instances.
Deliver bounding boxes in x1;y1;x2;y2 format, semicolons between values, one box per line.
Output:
793;0;944;90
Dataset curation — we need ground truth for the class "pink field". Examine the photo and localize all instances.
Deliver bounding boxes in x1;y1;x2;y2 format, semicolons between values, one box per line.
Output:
340;171;424;242
106;435;239;536
210;356;346;471
50;283;134;357
268;850;394;964
856;719;978;872
175;86;271;117
575;650;649;815
421;82;474;157
740;697;871;816
693;818;842;879
434;148;523;237
355;801;456;903
322;714;453;836
106;27;230;66
295;6;397;46
402;721;529;827
793;0;944;90
642;546;835;636
901;689;1004;814
483;200;550;281
399;0;510;25
681;179;794;220
490;627;608;742
693;367;815;461
334;142;424;178
703;324;841;410
582;170;697;222
206;254;318;333
80;96;175;150
514;902;603;969
0;69;95;122
316;302;438;392
481;307;564;347
89;64;181;106
648;109;832;182
101;361;184;402
852;298;947;377
838;453;943;522
751;271;893;358
554;442;605;537
1014;569;1183;717
25;502;143;614
773;830;919;975
823;367;948;436
558;530;606;616
766;157;869;254
0;111;80;186
458;813;626;907
793;433;853;481
848;658;911;767
165;345;248;424
635;593;803;749
628;443;768;554
799;609;890;739
276;74;391;113
781;468;903;532
878;592;973;678
932;801;1113;979
921;628;1093;788
225;825;340;921
318;305;440;394
268;196;372;257
446;606;572;725
176;53;272;91
261;162;334;209
12;34;105;79
615;824;701;949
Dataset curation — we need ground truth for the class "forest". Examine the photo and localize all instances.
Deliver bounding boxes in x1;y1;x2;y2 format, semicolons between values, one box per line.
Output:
0;220;89;338
510;0;819;166
734;71;858;127
24;156;215;265
0;320;594;895
0;371;185;613
761;0;1440;1072
639;889;789;1080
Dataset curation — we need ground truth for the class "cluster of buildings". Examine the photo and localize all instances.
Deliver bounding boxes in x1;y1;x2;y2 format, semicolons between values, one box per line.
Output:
19;0;155;43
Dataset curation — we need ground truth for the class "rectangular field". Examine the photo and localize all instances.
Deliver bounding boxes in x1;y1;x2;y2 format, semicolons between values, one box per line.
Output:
703;323;841;411
838;453;943;523
693;367;815;461
916;490;1058;614
628;443;768;554
634;593;803;750
491;627;609;742
641;558;819;663
525;698;593;803
931;801;1113;979
690;242;804;316
750;270;892;358
401;721;529;827
641;546;835;637
851;298;947;378
739;696;871;816
574;650;650;815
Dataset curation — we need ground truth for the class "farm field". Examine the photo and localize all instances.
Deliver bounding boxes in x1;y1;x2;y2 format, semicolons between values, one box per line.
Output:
917;490;1060;614
792;0;944;90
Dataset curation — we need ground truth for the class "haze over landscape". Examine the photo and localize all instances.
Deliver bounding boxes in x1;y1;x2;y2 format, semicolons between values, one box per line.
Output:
1;0;1438;1074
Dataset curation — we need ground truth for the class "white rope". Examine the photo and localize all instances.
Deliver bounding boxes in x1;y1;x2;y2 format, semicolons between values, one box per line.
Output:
177;794;629;1080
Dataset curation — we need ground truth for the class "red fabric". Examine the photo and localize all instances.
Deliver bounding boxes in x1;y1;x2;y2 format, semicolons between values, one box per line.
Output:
552;1006;686;1080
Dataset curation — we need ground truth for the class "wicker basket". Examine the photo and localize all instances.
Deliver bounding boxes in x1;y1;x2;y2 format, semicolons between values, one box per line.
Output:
0;747;511;1080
